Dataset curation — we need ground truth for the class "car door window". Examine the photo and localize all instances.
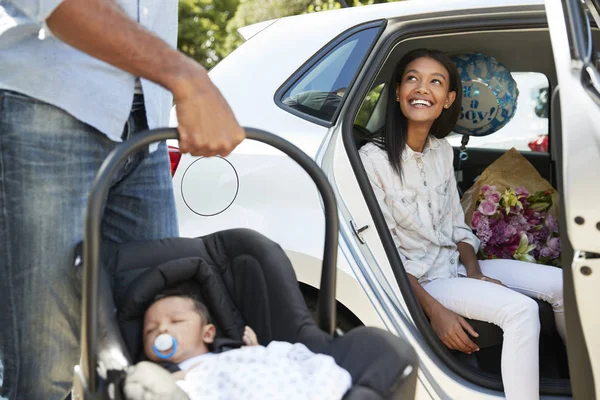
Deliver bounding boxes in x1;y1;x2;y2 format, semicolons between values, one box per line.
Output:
355;83;385;129
278;26;380;124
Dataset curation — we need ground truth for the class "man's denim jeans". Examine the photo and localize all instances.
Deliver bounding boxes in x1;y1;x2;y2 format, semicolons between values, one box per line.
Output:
0;90;179;399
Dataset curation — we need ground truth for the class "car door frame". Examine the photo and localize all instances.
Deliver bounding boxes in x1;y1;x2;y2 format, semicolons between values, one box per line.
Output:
326;5;575;398
545;0;600;397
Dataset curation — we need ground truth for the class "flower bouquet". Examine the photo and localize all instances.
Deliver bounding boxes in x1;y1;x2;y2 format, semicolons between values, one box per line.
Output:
471;185;561;265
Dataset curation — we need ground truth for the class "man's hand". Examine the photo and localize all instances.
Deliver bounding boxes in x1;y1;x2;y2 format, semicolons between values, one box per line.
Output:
430;304;480;354
171;63;245;157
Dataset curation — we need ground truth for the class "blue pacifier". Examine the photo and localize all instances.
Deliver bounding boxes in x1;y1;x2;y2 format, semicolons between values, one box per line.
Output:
153;333;177;359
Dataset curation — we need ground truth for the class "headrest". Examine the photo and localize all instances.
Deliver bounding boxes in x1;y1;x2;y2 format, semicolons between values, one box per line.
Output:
451;53;519;136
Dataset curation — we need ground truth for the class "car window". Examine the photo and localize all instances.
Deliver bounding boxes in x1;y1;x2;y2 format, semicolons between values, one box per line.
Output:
355;83;385;129
446;72;550;153
280;27;379;123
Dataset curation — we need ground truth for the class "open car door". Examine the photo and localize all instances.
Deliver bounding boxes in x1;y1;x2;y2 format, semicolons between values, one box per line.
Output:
545;0;600;398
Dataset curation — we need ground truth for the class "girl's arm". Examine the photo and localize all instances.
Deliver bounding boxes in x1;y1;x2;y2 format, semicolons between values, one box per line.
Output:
408;274;480;354
457;242;505;285
457;241;482;277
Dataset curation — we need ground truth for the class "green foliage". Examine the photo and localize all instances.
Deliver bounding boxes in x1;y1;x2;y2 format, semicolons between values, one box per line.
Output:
307;0;343;13
177;0;239;69
224;0;313;55
355;83;384;128
177;0;402;68
308;0;393;12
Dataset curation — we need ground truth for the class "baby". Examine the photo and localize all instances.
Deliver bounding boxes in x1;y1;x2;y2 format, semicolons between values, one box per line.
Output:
142;295;258;378
132;294;352;400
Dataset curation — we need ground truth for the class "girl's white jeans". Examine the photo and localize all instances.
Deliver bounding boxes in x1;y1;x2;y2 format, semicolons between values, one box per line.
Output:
421;259;566;400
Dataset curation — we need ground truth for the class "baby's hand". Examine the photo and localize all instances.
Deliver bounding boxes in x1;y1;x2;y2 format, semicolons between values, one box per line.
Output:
242;326;258;346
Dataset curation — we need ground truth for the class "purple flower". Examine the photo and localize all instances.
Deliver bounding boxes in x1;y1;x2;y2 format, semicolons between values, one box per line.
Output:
545;214;558;233
472;211;482;227
478;200;498;216
515;187;529;197
548;236;560;252
475;217;492;249
539;237;561;259
504;225;517;238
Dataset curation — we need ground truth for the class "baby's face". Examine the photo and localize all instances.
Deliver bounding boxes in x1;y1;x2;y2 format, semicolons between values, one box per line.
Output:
143;296;215;363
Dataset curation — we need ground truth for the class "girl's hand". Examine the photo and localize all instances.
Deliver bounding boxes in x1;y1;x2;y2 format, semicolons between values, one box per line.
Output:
468;272;505;287
430;305;480;354
242;326;258;346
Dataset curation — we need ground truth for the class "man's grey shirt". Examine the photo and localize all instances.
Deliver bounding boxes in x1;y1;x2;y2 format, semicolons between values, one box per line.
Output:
0;0;177;141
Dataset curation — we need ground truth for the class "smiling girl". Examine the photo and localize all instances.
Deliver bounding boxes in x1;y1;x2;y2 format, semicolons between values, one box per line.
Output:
359;49;566;400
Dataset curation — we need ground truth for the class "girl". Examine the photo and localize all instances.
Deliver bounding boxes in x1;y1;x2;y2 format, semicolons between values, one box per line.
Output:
359;48;565;400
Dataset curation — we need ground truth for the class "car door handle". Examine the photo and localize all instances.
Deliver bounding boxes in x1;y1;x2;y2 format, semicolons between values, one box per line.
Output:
351;220;369;244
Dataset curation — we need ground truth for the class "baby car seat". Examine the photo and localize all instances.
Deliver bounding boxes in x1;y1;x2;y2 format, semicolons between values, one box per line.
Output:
71;128;418;400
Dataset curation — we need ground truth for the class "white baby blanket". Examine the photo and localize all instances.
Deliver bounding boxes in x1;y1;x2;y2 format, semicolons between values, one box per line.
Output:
176;341;352;400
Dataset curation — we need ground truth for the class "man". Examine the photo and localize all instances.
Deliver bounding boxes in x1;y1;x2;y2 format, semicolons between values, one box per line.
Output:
0;1;245;399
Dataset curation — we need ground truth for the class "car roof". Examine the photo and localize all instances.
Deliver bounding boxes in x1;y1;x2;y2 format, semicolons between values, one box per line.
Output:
240;0;545;41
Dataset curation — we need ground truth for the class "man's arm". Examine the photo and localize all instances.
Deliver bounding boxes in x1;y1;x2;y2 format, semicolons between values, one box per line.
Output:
45;0;244;156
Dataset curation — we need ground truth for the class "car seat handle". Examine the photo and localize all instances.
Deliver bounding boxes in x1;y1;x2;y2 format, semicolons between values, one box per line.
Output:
80;127;339;392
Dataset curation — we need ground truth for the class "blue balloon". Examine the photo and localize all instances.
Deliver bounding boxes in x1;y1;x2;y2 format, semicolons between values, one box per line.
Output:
451;53;519;136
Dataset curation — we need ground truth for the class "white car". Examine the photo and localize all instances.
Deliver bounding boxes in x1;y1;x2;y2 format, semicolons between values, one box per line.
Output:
169;0;600;398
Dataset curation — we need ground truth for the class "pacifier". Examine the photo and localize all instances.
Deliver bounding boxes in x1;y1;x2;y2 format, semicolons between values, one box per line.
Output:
153;333;178;359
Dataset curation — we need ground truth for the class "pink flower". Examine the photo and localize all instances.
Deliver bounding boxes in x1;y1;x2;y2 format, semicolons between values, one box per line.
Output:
481;185;497;196
472;211;482;227
478;199;498;216
488;192;501;203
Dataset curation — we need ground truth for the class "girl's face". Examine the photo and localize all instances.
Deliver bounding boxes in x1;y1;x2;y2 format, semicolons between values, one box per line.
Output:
396;56;456;125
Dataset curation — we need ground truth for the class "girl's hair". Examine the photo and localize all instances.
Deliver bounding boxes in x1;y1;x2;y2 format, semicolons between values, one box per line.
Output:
373;48;462;177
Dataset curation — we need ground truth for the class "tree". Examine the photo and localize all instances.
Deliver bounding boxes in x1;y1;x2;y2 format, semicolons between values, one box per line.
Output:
223;0;313;55
177;0;402;68
308;0;396;12
178;0;239;69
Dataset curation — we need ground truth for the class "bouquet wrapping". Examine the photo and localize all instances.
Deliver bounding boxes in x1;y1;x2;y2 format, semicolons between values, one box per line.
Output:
461;148;561;265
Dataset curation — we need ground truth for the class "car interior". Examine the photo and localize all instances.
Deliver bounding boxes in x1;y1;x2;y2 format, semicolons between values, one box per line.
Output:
345;13;600;396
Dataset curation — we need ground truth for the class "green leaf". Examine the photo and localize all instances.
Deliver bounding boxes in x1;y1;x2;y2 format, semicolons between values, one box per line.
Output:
514;232;536;263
